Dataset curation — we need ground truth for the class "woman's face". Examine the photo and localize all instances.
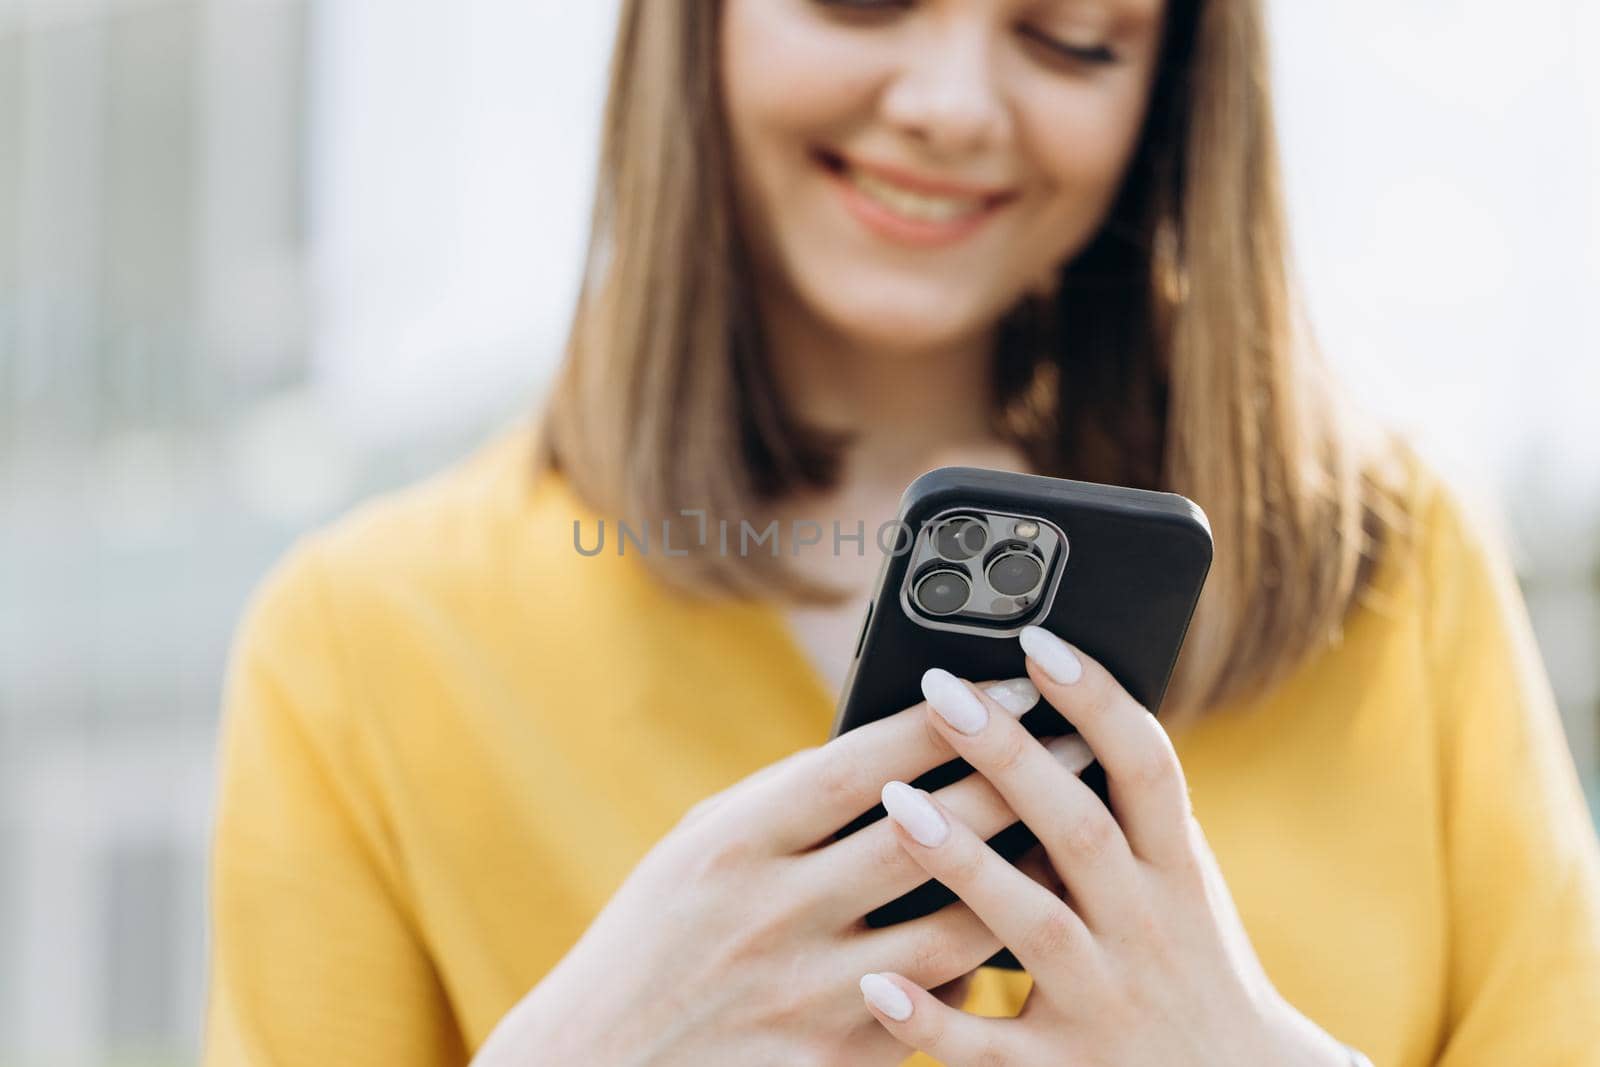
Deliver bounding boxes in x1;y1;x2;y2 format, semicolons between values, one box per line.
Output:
721;0;1166;354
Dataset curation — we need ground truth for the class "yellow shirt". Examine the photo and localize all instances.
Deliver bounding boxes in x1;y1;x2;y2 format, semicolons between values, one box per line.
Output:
204;431;1600;1066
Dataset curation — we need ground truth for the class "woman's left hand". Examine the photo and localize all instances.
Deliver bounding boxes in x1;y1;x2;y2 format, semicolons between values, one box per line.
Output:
857;625;1352;1067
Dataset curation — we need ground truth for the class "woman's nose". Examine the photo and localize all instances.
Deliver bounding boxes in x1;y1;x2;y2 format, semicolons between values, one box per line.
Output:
878;20;1012;158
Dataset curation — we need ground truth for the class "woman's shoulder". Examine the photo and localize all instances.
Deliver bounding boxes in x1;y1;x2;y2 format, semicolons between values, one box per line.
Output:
315;423;566;571
233;424;607;665
1264;440;1544;738
1219;444;1532;726
1360;443;1522;641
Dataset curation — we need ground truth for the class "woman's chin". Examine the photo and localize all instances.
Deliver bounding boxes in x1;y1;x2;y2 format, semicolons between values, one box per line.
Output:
816;300;993;359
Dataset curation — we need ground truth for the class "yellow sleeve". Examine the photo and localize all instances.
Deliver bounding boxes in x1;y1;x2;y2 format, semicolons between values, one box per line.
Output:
203;543;467;1066
1422;488;1600;1065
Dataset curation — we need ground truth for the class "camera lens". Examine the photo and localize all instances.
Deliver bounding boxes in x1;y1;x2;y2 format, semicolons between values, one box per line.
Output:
986;550;1044;597
932;517;988;561
913;568;971;616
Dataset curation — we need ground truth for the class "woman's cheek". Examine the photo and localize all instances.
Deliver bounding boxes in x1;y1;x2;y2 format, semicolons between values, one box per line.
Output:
721;4;889;132
1017;93;1147;228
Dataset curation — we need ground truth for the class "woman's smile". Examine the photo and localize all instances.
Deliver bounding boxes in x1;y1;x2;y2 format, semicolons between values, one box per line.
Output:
813;147;1019;247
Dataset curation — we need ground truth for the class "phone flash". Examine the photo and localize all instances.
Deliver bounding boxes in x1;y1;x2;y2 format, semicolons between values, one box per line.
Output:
1013;520;1040;540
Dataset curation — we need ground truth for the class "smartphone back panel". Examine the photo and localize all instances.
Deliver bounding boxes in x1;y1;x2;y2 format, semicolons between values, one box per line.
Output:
829;466;1213;969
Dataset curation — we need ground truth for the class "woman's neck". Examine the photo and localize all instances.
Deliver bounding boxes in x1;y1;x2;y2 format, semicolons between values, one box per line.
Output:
758;290;1032;689
757;286;1032;603
761;291;1016;498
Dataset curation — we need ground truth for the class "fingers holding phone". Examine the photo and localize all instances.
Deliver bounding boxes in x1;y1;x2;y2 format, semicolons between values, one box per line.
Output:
737;676;1040;855
473;682;1044;1067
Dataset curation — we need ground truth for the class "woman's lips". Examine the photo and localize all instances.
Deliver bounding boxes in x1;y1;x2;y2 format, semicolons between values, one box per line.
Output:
813;148;1018;248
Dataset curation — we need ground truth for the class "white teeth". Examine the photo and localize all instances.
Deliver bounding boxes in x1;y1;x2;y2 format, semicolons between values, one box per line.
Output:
847;168;985;223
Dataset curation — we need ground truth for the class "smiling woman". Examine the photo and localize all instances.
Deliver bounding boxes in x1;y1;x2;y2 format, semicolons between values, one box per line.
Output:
543;0;1390;719
203;1;1600;1066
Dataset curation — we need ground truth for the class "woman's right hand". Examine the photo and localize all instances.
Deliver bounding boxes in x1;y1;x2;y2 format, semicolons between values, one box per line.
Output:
472;678;1069;1067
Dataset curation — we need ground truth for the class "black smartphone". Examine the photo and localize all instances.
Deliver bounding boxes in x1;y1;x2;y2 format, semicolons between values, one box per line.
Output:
828;466;1212;970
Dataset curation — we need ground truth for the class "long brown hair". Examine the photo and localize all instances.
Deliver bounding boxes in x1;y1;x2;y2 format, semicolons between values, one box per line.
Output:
539;0;1409;718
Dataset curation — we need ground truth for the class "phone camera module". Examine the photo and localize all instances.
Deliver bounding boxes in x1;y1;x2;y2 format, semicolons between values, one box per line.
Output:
932;517;988;561
913;568;972;616
986;549;1044;597
903;510;1062;630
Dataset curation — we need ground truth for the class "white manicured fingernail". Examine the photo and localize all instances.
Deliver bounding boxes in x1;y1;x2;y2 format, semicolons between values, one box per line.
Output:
1046;734;1095;774
882;781;949;847
860;973;913;1021
921;668;987;734
982;678;1040;717
1020;626;1083;685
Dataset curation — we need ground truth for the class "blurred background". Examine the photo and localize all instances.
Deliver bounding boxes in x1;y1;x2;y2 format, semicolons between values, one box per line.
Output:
1;0;1597;1064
